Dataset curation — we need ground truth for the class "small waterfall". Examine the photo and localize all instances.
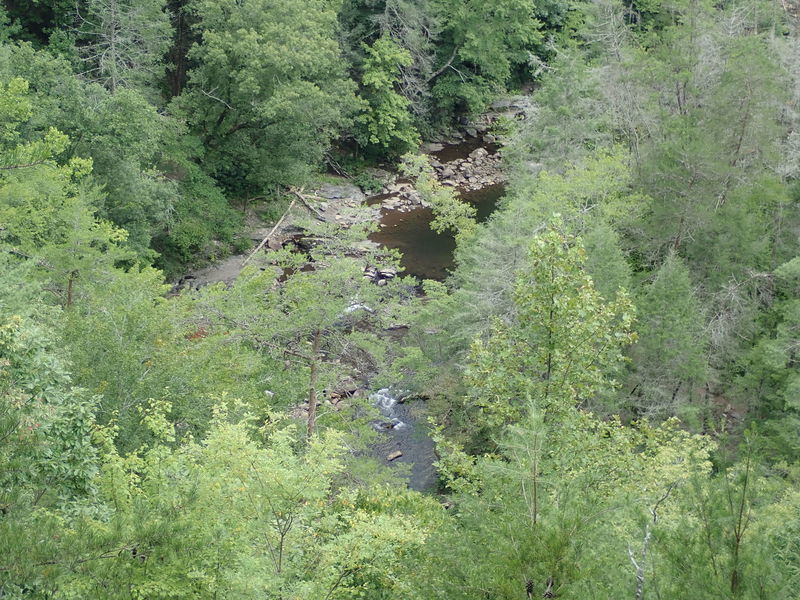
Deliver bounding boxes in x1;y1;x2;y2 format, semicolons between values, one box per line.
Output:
370;388;408;431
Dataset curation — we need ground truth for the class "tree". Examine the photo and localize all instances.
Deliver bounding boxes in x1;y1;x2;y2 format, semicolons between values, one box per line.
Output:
428;0;542;118
399;151;638;397
40;402;432;598
373;0;440;120
76;0;173;97
2;0;75;45
355;36;420;156
0;42;240;264
582;218;632;301
0;265;99;596
739;257;800;461
0;75;133;306
416;413;713;600
652;439;800;600
178;0;358;194
465;221;636;436
402;153;476;240
629;252;708;420
198;217;410;440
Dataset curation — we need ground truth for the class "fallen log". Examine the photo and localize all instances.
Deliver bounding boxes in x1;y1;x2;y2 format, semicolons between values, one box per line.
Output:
241;197;296;266
290;188;327;222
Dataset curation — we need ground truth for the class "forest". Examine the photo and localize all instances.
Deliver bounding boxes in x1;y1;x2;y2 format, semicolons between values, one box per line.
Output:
1;0;799;598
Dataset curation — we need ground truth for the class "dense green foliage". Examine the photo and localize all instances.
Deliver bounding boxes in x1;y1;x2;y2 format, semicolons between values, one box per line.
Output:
2;0;800;598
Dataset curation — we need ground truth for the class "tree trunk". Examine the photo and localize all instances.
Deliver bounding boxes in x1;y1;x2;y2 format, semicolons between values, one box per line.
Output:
167;0;192;97
66;272;75;308
306;328;322;441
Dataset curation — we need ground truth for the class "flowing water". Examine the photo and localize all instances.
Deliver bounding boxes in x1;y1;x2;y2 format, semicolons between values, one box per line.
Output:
370;389;439;491
180;138;505;492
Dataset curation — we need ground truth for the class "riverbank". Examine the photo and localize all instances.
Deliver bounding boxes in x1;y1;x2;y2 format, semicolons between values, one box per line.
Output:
175;95;527;290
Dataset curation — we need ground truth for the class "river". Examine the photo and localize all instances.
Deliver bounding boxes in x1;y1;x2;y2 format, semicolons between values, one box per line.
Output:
366;139;506;491
367;183;505;280
179;137;506;492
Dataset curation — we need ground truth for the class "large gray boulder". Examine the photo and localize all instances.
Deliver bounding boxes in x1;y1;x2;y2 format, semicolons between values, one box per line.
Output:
317;183;366;204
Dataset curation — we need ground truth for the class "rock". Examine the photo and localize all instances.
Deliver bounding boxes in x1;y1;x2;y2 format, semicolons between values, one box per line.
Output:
317;183;366;204
491;96;532;112
354;240;380;253
441;166;455;178
484;134;496;144
465;127;478;138
420;142;445;153
469;147;489;160
387;450;403;461
248;228;273;241
491;99;514;110
335;377;360;396
363;167;393;183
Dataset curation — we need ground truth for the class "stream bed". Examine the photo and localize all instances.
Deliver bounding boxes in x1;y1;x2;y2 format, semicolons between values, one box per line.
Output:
179;137;507;492
365;140;506;490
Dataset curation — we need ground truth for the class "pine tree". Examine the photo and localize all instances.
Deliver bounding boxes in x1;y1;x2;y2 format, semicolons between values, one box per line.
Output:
77;0;172;96
629;252;708;419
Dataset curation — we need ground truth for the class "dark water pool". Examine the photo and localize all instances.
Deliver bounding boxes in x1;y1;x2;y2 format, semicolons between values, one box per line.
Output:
430;138;499;162
369;182;506;281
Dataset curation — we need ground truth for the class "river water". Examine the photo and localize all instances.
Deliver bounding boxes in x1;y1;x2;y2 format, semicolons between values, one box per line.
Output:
370;389;439;491
366;140;506;490
368;183;505;281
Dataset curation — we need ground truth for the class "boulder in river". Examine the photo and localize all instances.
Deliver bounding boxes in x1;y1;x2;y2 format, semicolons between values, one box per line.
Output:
469;147;489;160
387;450;403;461
316;183;366;203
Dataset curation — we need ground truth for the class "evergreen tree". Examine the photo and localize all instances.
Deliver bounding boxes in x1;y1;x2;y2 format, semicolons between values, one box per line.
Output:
76;0;173;97
629;252;708;419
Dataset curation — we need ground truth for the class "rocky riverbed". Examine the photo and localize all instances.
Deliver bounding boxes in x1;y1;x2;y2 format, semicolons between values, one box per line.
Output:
376;145;505;213
177;93;532;289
